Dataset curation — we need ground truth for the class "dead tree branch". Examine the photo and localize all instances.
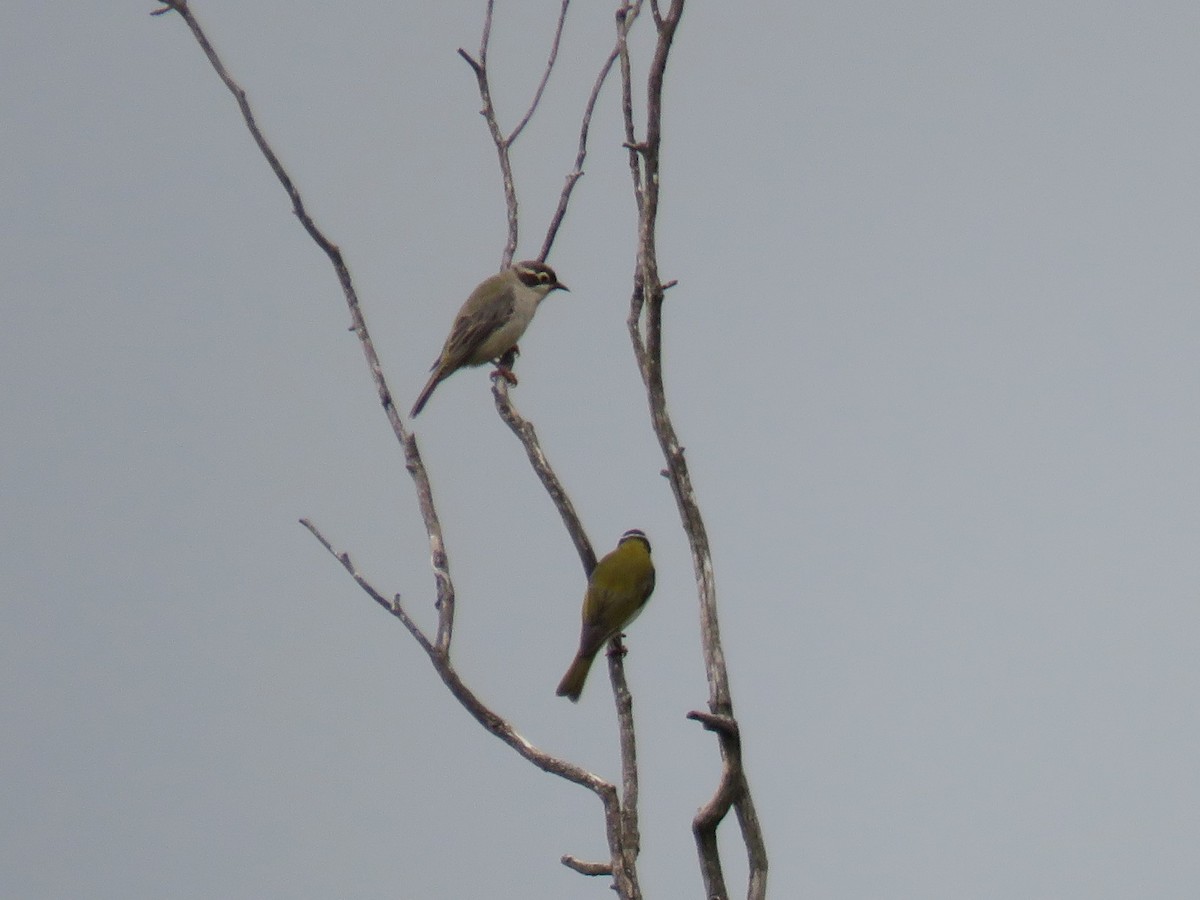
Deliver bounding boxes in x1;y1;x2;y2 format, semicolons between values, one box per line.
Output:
148;0;464;650
492;378;597;575
619;1;770;897
458;0;570;268
154;3;644;895
476;7;652;886
507;0;571;146
301;519;630;852
539;0;644;261
608;638;642;879
457;0;520;268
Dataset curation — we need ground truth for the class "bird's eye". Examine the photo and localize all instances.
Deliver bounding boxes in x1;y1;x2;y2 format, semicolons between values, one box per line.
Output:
538;271;550;283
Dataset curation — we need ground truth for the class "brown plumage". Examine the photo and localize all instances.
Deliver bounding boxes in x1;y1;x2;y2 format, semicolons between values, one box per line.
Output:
411;261;567;417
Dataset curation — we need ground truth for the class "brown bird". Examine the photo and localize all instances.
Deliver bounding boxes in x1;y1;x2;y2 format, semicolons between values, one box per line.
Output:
410;261;568;417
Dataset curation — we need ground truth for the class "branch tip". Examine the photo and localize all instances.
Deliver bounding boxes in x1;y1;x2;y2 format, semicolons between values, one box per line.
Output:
687;710;740;740
457;47;482;73
561;855;613;876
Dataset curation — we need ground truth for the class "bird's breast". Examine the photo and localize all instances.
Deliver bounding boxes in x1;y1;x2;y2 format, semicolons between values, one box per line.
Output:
470;289;540;363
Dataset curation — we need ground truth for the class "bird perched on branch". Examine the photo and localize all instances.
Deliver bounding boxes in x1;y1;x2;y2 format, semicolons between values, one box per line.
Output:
410;260;569;417
557;529;656;702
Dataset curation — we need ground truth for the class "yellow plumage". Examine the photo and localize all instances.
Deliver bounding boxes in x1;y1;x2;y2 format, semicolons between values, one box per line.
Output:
556;529;655;702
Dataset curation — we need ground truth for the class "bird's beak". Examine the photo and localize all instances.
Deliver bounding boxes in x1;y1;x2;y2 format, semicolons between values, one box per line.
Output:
556;281;570;293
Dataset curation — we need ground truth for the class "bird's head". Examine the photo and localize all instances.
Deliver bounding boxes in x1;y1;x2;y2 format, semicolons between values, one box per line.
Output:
514;260;569;297
617;528;650;553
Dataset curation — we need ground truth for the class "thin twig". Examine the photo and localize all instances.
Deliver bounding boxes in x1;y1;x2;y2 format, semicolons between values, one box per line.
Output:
154;5;627;867
492;380;597;575
157;4;661;896
492;371;640;896
617;3;644;223
152;0;463;650
403;432;456;651
562;856;613;876
303;518;637;896
607;640;642;890
458;0;519;267
300;518;433;653
689;710;745;895
508;0;571;145
473;21;651;890
539;0;644;261
301;519;618;797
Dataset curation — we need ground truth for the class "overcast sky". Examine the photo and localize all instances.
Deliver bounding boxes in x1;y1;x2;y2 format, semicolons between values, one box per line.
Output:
5;2;1200;897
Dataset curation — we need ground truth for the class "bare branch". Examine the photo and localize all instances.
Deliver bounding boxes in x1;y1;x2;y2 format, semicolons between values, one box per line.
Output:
685;711;764;896
156;6;646;893
620;1;769;896
157;4;752;896
152;0;468;648
305;497;641;899
562;856;613;876
467;15;652;889
301;519;434;653
492;374;642;898
300;520;616;791
507;0;571;146
456;47;483;76
733;778;770;900
538;0;644;261
305;488;641;896
153;9;635;877
649;0;664;29
491;378;597;575
458;0;519;267
607;639;642;889
687;710;738;738
492;362;642;896
689;710;744;897
402;432;456;651
617;3;644;223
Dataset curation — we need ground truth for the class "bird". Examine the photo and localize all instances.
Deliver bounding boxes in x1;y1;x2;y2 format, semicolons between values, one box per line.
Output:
410;260;569;417
557;529;656;702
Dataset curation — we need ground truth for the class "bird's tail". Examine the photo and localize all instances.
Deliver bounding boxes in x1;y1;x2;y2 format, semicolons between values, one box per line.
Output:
555;651;596;702
410;369;444;418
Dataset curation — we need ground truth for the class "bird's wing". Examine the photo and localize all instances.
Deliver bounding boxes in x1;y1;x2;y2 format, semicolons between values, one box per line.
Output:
440;284;516;368
640;568;656;602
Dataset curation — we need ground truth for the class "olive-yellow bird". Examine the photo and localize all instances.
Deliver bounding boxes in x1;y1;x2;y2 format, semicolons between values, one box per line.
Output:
556;529;656;702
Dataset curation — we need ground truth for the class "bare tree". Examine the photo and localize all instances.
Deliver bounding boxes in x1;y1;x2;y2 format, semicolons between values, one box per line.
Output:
153;1;766;896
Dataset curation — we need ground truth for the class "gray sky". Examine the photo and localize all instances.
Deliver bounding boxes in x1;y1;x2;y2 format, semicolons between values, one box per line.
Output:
5;2;1200;897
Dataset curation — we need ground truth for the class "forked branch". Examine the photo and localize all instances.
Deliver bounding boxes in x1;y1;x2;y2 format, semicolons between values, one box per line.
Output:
540;0;644;262
457;0;570;267
154;3;644;895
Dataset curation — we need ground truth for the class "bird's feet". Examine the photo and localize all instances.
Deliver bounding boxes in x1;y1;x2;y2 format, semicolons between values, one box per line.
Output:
490;365;519;386
491;346;520;385
606;635;629;658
